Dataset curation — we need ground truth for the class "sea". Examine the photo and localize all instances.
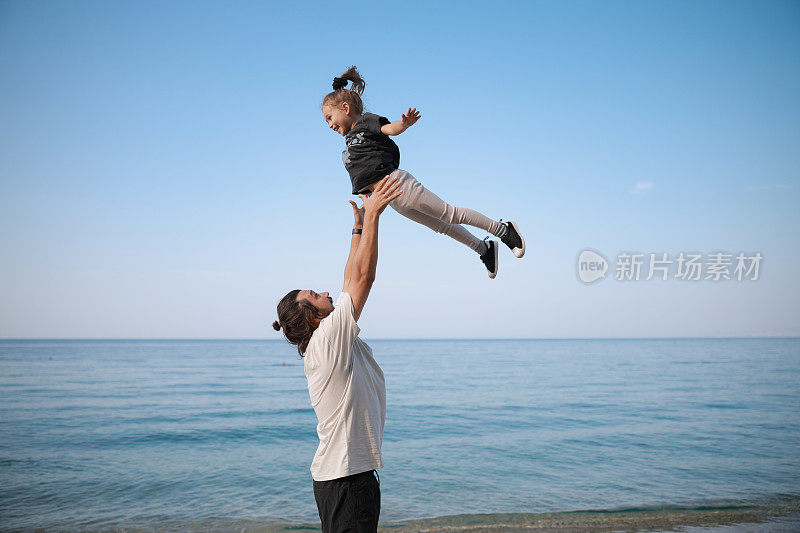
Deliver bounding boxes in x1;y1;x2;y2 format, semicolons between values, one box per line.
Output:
1;338;799;532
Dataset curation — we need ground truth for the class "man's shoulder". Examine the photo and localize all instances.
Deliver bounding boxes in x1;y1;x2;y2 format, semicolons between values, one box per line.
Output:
334;291;352;308
313;293;356;339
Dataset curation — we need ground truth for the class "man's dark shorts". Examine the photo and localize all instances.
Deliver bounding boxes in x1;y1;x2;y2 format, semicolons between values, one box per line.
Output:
313;469;380;533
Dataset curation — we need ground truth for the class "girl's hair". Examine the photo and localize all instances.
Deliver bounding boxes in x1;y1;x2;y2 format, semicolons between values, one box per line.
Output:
272;289;322;357
322;65;365;115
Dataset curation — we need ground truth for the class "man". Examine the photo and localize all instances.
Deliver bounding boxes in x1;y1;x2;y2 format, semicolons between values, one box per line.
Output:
272;176;402;532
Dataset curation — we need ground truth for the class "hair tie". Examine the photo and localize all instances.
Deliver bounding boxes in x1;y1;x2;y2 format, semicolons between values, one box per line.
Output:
332;77;348;91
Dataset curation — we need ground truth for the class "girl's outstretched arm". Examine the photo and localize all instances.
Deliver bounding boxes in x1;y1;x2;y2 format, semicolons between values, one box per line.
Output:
380;107;421;136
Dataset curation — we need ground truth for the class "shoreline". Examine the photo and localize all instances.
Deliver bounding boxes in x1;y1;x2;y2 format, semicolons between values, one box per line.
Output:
17;496;798;532
381;501;800;532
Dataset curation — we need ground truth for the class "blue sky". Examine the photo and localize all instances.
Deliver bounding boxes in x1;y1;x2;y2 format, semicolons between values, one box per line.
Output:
1;0;798;338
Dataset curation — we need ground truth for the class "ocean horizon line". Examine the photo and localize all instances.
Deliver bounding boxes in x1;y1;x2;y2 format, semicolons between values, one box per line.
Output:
2;336;798;341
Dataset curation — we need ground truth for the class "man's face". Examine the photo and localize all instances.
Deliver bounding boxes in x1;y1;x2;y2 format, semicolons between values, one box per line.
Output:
297;289;334;321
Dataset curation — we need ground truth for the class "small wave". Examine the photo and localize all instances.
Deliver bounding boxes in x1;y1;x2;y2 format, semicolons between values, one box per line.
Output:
38;425;319;449
699;402;750;410
118;425;317;446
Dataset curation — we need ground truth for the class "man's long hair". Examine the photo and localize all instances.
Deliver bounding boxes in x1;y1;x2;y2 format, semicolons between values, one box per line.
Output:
272;290;322;357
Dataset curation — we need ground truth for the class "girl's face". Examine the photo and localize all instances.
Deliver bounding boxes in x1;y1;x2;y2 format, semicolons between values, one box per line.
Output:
322;101;358;136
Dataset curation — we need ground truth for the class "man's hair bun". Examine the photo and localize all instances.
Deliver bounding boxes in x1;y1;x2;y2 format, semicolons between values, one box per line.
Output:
272;321;281;331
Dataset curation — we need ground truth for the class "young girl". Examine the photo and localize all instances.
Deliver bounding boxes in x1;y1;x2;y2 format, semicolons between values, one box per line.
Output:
321;66;525;278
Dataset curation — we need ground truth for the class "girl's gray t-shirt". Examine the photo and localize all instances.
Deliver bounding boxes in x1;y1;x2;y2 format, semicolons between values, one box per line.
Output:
343;112;401;194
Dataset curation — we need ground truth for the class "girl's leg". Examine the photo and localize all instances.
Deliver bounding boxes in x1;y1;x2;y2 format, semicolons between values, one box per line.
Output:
391;200;488;254
389;169;508;239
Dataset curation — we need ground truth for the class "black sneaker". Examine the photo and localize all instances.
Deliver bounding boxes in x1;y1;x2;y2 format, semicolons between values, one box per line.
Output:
500;220;525;258
479;238;498;279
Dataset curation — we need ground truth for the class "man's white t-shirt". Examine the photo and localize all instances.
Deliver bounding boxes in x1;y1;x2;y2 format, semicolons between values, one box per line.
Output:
303;292;386;481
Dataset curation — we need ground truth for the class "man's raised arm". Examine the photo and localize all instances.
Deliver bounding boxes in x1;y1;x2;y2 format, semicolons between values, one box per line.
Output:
343;176;402;321
343;199;364;292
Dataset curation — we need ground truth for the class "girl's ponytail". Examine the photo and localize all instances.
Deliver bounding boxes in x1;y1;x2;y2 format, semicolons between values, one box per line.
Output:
332;65;365;95
323;66;365;115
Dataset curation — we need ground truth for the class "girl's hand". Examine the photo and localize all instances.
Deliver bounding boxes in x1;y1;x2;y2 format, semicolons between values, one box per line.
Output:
401;108;420;129
349;198;365;227
359;175;402;216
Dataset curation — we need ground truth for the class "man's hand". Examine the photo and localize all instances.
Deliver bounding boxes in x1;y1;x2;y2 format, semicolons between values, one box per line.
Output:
348;198;365;227
358;175;402;216
401;107;420;129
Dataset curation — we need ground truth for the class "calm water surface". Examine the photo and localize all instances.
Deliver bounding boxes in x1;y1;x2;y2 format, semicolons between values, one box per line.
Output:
1;338;798;530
